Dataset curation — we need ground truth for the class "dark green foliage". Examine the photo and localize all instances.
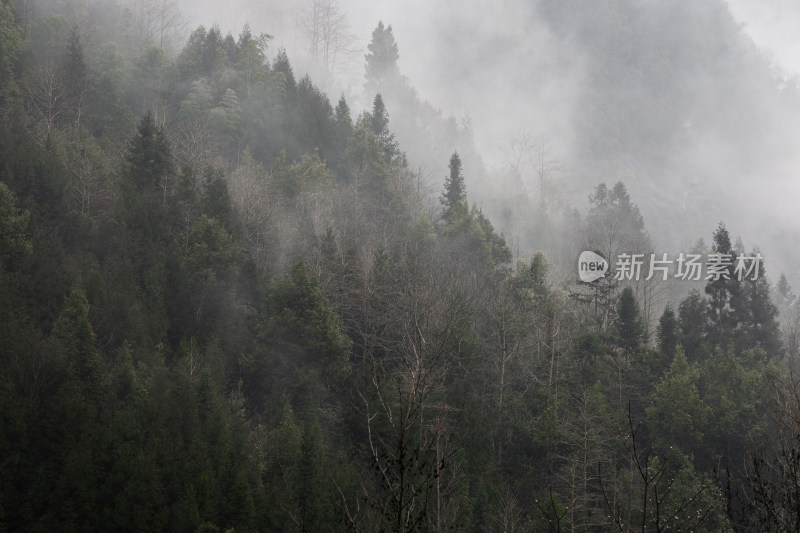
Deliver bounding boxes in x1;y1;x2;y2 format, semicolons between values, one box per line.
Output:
0;182;31;271
657;304;679;360
296;76;335;159
0;0;22;103
0;5;788;531
441;151;467;223
176;26;228;82
734;252;783;358
367;93;398;164
705;222;738;350
616;286;644;356
679;290;710;363
124;112;173;192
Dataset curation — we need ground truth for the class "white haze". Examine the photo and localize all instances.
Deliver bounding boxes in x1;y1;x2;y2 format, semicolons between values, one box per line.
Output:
175;0;800;285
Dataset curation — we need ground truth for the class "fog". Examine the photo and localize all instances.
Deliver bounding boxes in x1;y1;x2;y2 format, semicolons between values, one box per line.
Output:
161;0;800;283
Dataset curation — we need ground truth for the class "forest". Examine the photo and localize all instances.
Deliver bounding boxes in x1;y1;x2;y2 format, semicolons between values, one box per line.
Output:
2;0;800;531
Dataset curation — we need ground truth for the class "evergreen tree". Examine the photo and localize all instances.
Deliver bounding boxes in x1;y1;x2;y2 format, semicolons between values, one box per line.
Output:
125;112;173;192
334;94;352;132
678;290;710;363
52;287;103;399
0;0;22;105
776;273;794;306
735;252;782;357
273;48;296;92
441;152;467;224
331;94;353;177
0;182;31;273
368;93;398;164
658;304;679;360
616;286;644;356
364;21;399;93
646;347;707;454
705;222;738;350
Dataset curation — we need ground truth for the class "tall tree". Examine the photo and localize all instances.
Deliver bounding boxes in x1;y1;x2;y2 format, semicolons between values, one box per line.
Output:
441;152;467;224
705;222;738;350
658;304;679;360
125;111;173;194
62;27;86;128
735;251;782;357
678;290;709;363
364;21;399;93
368;93;398;164
616;286;644;357
0;0;23;104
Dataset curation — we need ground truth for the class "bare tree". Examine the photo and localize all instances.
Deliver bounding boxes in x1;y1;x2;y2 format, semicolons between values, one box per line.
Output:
508;131;565;213
122;0;186;53
24;61;65;147
488;485;526;532
65;140;111;217
745;365;800;530
299;0;357;75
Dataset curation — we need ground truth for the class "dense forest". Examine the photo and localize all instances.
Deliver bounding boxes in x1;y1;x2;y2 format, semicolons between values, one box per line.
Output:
2;0;800;531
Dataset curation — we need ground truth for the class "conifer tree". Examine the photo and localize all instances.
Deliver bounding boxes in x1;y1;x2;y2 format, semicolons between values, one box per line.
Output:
616;286;644;356
678;290;709;363
364;21;399;93
657;304;679;360
368;93;397;164
441;152;467;224
125;111;173;192
705;222;738;350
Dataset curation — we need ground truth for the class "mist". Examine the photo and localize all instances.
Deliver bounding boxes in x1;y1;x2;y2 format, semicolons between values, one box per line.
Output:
170;0;800;286
7;0;800;528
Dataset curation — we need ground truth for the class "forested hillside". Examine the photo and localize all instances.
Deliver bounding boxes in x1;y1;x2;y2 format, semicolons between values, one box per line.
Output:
2;0;800;531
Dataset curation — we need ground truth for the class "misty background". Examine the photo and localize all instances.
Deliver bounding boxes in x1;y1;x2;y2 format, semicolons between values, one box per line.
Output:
171;0;800;288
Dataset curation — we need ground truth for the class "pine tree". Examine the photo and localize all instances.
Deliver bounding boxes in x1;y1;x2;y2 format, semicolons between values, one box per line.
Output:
658;305;679;360
441;152;467;224
52;287;103;399
364;21;399;93
616;286;644;356
776;273;795;307
705;222;738;350
0;1;22;105
678;290;709;363
125;112;173;192
0;182;31;273
334;94;352;130
273;48;296;92
735;251;782;357
368;93;397;164
332;94;353;175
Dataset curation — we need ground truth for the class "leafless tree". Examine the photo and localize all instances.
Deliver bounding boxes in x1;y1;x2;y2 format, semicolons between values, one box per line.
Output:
508;131;565;213
745;365;800;530
65;141;111;217
24;61;65;147
122;0;186;53
299;0;357;75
